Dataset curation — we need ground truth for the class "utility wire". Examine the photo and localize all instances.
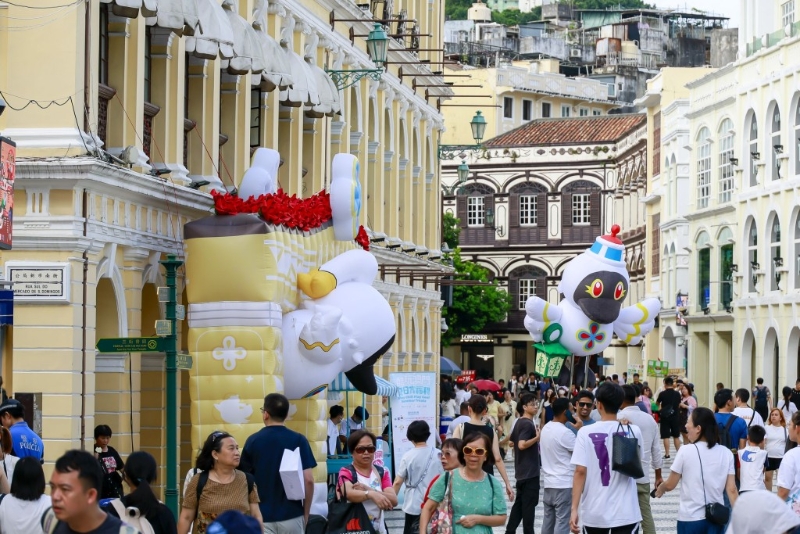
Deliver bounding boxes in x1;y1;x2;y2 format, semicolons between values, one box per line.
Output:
2;0;83;9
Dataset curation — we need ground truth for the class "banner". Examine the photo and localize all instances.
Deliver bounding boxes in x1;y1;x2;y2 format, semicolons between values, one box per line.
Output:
389;372;437;466
647;360;669;378
0;138;15;250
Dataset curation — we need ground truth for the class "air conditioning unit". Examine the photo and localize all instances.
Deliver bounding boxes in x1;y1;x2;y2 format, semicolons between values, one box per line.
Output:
570;48;582;58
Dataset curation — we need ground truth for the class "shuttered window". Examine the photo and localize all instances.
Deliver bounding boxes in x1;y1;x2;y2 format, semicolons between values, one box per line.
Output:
518;279;537;309
519;195;537;226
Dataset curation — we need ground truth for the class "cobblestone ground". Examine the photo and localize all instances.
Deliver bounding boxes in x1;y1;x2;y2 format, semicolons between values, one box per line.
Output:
385;443;682;533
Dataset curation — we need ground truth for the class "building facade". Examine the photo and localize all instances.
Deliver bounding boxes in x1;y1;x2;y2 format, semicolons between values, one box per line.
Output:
0;0;448;490
440;114;647;382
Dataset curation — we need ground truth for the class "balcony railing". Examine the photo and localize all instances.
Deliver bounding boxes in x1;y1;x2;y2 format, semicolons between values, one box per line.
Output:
746;21;800;56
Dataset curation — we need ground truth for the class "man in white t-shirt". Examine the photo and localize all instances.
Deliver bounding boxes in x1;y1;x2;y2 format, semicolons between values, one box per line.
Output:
446;402;471;438
571;382;643;534
733;388;765;428
340;407;368;452
327;405;345;456
540;398;578;534
455;382;471;405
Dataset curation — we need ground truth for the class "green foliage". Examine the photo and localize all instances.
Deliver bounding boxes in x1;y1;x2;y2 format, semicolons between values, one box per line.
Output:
445;0;651;22
442;212;461;250
440;217;512;347
490;8;541;26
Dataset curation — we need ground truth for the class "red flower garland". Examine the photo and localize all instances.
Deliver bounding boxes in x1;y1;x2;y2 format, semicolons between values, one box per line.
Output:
210;190;368;250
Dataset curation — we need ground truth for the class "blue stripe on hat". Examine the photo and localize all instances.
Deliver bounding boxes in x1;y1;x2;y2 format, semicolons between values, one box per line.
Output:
591;241;623;262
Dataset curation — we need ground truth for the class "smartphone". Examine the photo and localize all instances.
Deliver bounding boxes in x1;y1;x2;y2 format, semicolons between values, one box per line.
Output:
566;410;577;424
650;488;657;498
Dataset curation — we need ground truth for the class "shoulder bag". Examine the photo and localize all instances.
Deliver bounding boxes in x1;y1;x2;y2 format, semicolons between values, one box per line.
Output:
694;444;731;526
327;466;378;534
611;423;644;479
426;472;453;534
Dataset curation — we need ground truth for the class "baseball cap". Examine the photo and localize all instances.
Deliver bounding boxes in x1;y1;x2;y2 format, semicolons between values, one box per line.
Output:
354;406;370;420
207;511;262;534
0;399;21;415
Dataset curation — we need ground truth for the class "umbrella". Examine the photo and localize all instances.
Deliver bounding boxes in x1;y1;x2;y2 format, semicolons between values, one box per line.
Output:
440;356;461;374
471;379;502;392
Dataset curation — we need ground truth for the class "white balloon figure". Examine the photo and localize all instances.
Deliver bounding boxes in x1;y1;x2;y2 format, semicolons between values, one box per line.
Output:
282;249;396;399
238;147;279;200
524;224;661;357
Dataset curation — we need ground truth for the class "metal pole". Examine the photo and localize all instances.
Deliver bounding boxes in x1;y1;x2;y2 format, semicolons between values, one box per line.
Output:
160;254;183;518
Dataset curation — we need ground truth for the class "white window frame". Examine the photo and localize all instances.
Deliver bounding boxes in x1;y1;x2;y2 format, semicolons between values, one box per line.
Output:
522;99;532;121
519;194;537;226
503;97;513;119
518;278;536;310
572;193;591;225
718;122;734;204
579;107;589;116
794;215;800;289
592;108;602;116
467;196;485;226
561;104;571;118
697;131;711;209
541;102;552;118
783;0;795;27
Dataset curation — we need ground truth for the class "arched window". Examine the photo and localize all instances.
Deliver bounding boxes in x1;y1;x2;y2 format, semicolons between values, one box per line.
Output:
509;266;547;310
718;119;734;203
794;214;800;289
457;183;494;228
696;128;711;209
669;243;676;303
697;231;711;310
670;155;677;216
719;227;734;309
748;218;758;293
771;215;782;291
794;97;800;176
771;105;782;181
749;113;759;187
662;244;670;302
509;182;548;244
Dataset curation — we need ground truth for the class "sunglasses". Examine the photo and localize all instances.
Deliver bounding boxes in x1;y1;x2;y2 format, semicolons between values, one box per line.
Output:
442;451;456;458
463;446;487;456
209;431;228;443
577;402;593;408
354;446;376;454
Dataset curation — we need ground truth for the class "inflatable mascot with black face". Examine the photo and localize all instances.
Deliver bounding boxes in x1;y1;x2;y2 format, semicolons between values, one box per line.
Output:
524;225;661;384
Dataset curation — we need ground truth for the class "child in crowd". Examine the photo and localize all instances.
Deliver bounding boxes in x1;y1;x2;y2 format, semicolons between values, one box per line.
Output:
738;425;768;494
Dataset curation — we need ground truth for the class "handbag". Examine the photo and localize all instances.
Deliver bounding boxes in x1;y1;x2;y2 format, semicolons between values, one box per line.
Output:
327;475;378;534
612;423;645;479
427;472;453;534
694;444;731;526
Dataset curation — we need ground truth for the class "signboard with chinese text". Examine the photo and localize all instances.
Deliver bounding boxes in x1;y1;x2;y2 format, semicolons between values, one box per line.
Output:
6;262;70;302
0;138;15;250
647;360;669;377
389;372;437;464
455;370;476;384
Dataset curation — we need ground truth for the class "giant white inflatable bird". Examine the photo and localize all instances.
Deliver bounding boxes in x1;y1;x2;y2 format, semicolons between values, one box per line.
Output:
524;225;660;357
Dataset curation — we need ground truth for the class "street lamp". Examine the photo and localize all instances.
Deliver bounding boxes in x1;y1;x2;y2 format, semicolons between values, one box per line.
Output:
485;207;505;237
443;160;469;195
438;110;488;159
326;23;388;90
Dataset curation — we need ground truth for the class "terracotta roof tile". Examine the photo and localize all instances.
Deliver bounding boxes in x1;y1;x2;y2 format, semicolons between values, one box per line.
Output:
483;114;646;148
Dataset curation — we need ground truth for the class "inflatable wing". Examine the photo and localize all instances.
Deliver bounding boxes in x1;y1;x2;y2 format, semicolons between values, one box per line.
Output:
524;297;562;343
613;298;661;346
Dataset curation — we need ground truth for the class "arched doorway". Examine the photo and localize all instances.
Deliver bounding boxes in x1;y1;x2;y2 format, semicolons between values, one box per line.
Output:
741;329;756;388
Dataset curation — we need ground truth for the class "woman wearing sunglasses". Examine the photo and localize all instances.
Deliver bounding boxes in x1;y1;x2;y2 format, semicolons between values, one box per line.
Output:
423;432;507;533
178;431;262;534
337;430;398;533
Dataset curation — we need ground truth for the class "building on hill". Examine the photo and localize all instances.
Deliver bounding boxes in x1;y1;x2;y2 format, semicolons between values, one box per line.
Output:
439;113;647;379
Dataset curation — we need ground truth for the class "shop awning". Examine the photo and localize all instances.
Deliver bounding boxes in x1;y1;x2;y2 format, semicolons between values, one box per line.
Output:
253;17;293;91
305;64;341;118
185;0;234;60
145;0;199;35
328;372;398;396
221;0;265;75
100;0;157;18
279;18;320;107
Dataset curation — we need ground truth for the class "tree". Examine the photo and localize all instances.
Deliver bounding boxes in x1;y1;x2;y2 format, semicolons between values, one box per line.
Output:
491;8;541;26
445;0;651;22
441;216;512;346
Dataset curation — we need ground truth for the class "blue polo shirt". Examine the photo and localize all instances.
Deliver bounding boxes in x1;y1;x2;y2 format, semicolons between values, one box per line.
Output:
9;421;43;461
241;425;317;522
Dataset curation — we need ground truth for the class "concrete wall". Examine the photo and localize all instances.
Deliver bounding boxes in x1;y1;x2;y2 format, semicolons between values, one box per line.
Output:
711;29;739;68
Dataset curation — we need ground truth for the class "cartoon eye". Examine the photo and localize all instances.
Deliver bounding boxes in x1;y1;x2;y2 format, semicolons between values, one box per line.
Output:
587;279;603;298
614;281;626;300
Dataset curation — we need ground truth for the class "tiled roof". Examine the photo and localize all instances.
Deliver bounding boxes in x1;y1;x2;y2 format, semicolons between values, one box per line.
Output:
483;114;646;148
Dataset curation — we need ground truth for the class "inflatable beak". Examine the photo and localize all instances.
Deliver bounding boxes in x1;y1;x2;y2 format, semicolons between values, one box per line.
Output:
344;335;395;395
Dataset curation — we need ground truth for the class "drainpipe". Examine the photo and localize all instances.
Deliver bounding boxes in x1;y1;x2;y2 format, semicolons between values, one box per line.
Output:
83;0;91;133
80;190;89;447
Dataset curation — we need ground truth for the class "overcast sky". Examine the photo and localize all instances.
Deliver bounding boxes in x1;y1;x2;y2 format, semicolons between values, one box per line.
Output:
650;0;741;29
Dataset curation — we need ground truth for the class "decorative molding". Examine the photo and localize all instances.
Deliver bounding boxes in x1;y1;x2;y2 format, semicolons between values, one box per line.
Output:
96;354;128;373
142;353;166;371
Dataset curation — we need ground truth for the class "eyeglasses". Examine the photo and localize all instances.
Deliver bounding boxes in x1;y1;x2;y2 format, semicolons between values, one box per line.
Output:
353;446;376;454
463;446;487;456
577;402;593;408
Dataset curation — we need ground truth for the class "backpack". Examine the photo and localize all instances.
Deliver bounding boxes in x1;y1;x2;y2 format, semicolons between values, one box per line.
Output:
755;387;769;407
41;506;140;534
195;470;255;516
109;500;155;534
718;414;739;450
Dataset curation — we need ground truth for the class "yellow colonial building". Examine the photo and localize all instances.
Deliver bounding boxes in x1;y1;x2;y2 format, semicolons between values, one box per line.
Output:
0;0;449;492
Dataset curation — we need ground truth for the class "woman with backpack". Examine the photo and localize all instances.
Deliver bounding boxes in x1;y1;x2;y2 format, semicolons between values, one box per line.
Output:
779;387;798;424
178;431;262;534
0;457;50;534
392;421;444;534
104;451;177;534
337;430;398;534
753;378;772;422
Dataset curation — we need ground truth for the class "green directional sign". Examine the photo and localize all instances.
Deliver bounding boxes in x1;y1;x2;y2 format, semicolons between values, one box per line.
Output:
96;337;165;353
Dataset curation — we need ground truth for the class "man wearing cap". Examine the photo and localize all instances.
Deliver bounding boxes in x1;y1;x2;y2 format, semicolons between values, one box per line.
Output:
341;407;368;452
0;398;43;462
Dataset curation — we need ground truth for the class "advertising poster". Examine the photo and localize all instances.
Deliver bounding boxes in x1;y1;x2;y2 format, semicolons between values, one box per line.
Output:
647;360;669;377
0;138;15;250
389;372;437;465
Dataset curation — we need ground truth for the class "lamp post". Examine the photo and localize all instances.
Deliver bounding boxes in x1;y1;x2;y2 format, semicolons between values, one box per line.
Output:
326;23;388;90
438;110;487;159
442;160;469;195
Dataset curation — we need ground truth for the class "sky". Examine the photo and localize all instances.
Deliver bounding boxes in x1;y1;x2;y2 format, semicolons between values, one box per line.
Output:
649;0;742;29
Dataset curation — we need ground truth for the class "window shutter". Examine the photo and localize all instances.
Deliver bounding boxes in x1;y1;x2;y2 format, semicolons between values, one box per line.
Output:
561;193;572;228
457;196;468;228
510;195;520;228
485;194;495;226
537;192;547;228
535;276;547;299
590;191;601;226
